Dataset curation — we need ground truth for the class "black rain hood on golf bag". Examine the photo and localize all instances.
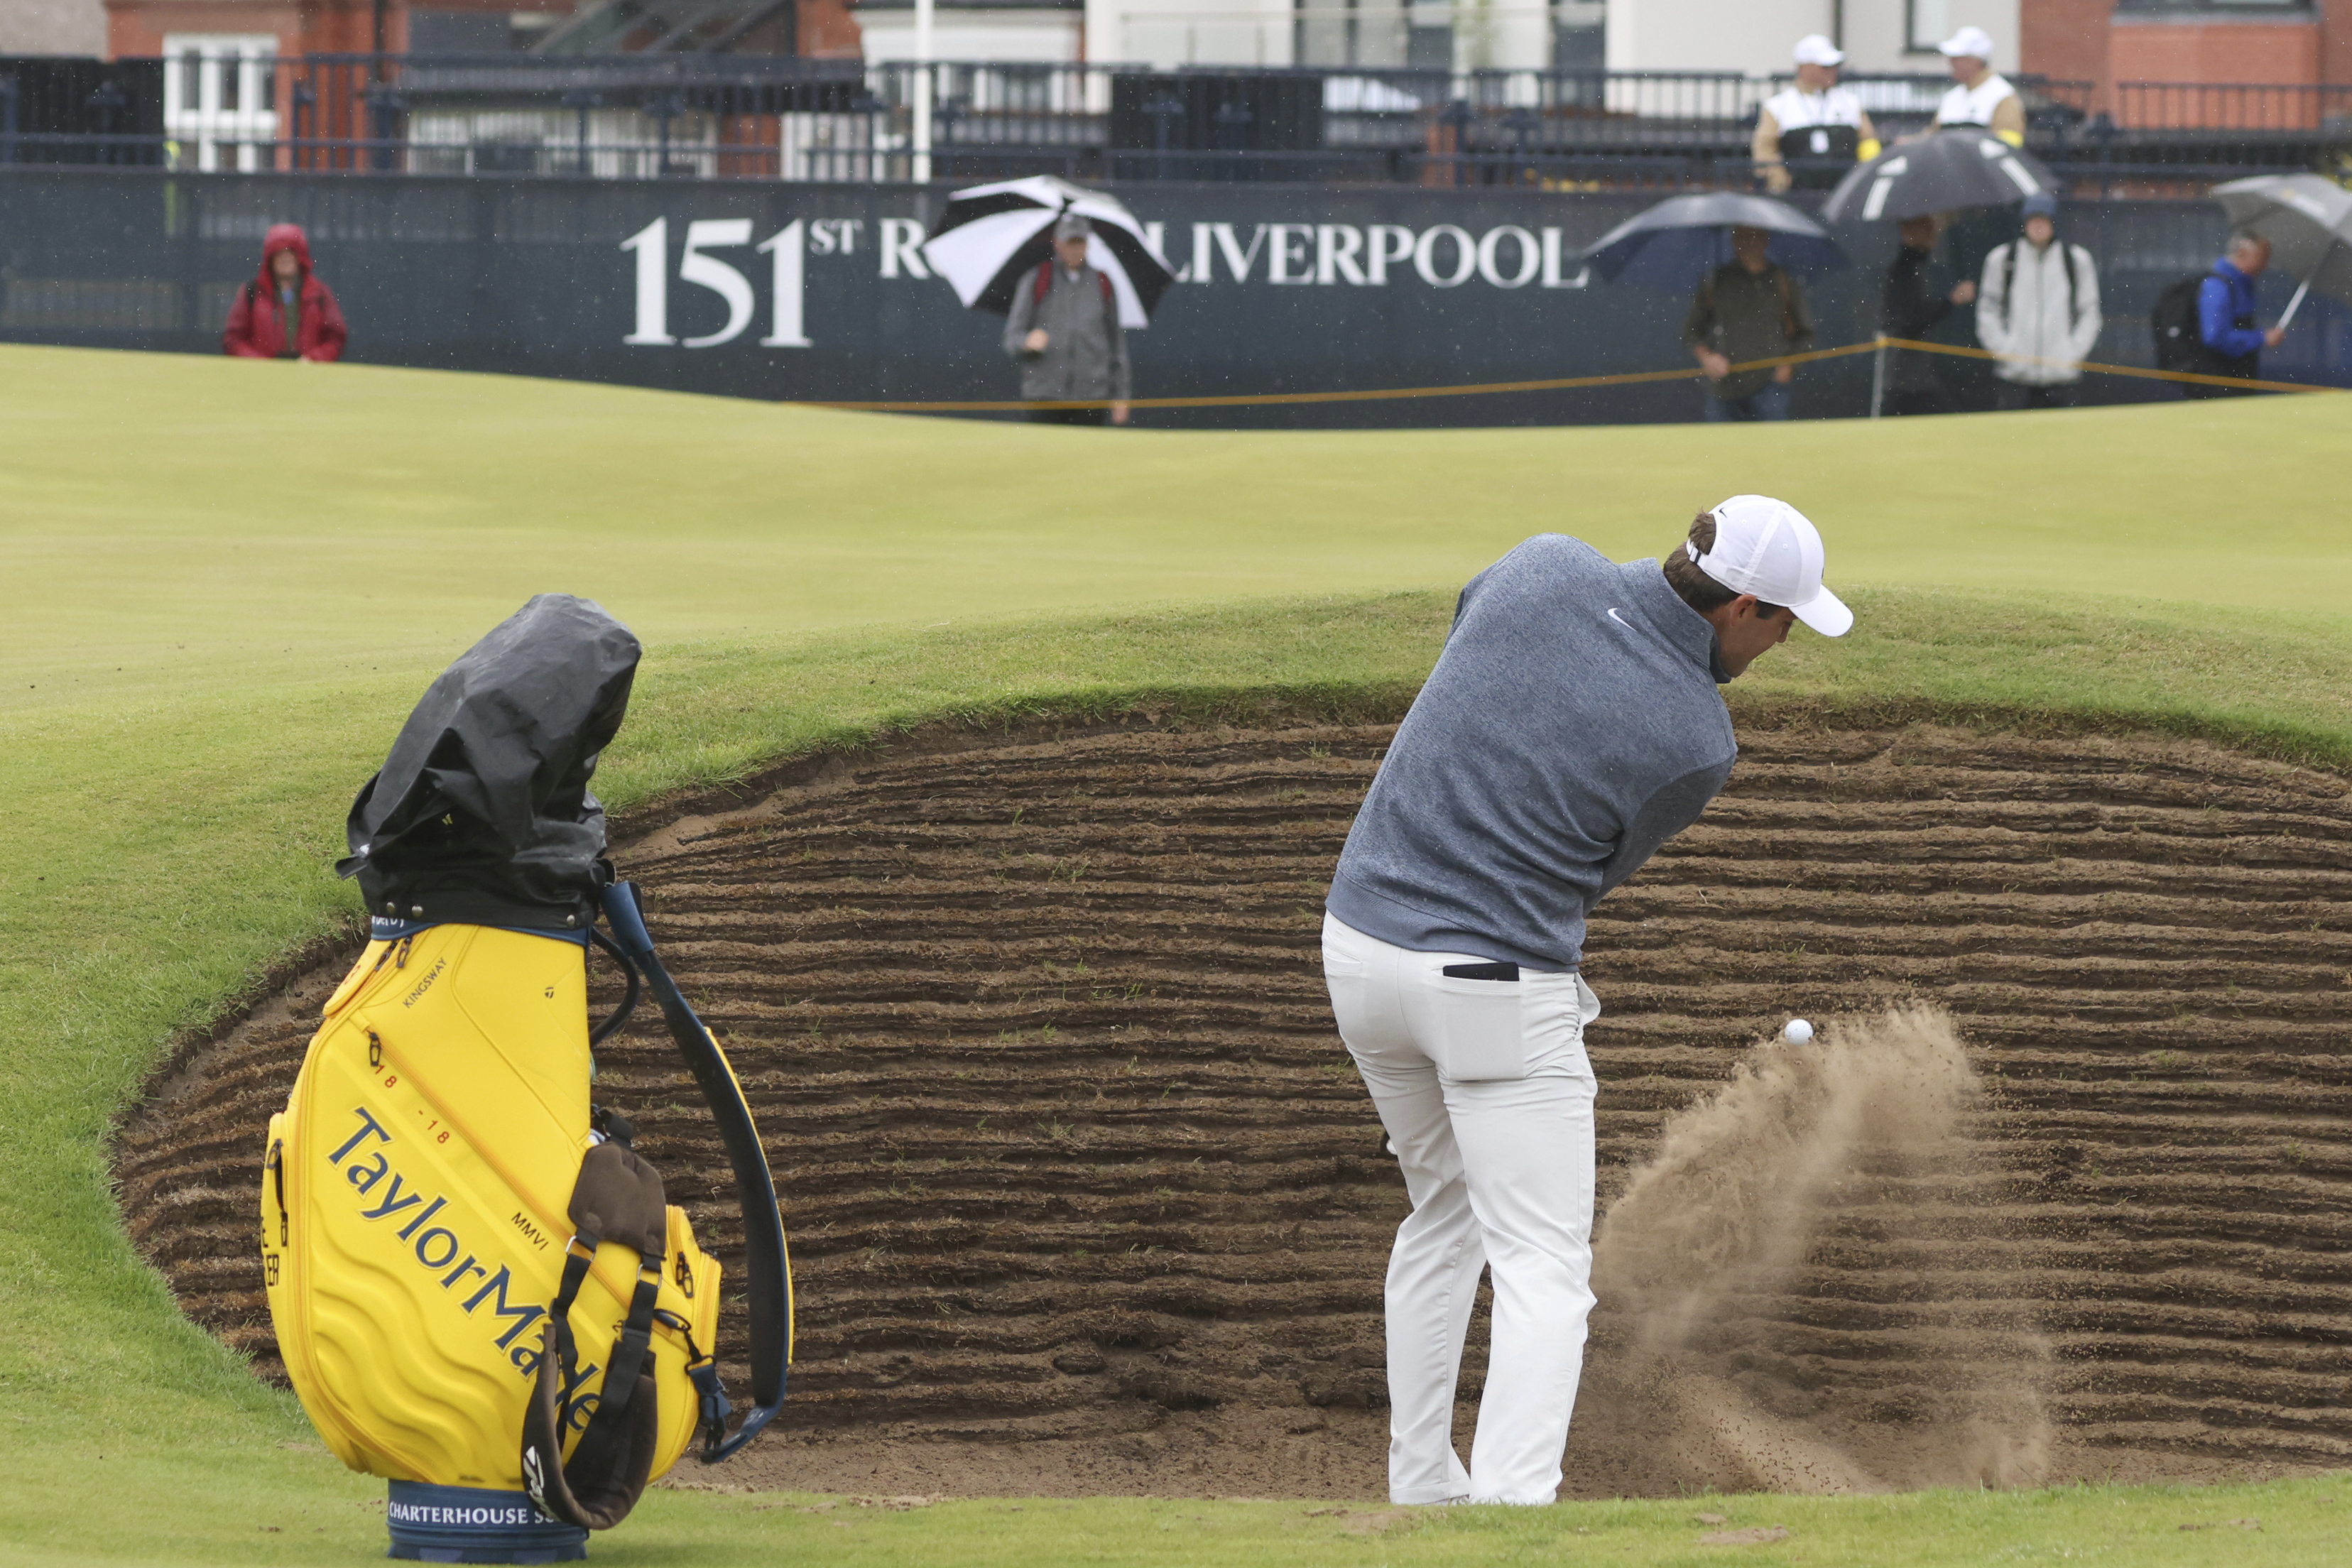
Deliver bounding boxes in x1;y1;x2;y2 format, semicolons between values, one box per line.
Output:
337;593;640;929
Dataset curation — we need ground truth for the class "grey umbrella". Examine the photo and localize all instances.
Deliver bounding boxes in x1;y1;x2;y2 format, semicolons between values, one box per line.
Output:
1820;129;2054;224
1579;191;1846;293
2213;172;2352;330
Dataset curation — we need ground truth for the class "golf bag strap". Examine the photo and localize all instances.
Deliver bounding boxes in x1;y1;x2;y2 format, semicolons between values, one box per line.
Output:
522;1234;660;1528
600;880;792;1461
655;1306;734;1443
565;1265;664;1479
542;1247;593;1427
550;1247;593;1317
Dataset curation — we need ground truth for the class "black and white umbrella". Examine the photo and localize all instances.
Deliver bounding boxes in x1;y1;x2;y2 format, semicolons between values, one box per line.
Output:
921;175;1176;330
1580;191;1846;293
2214;172;2352;330
1820;130;2054;224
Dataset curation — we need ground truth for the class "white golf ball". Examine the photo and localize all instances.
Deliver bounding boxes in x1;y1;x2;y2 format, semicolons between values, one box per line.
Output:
1783;1018;1815;1044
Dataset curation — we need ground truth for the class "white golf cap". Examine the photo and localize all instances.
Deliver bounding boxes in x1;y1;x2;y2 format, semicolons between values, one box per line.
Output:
1939;24;1995;60
1690;495;1852;637
1792;33;1844;67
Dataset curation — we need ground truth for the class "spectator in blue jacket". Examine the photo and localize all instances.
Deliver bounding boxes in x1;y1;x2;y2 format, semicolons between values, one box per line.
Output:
2187;230;2287;399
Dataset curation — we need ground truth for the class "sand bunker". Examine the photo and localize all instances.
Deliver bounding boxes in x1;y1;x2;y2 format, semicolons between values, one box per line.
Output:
116;717;2352;1499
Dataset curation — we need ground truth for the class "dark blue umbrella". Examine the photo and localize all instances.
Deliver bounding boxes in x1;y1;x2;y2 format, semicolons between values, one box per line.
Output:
1580;192;1846;293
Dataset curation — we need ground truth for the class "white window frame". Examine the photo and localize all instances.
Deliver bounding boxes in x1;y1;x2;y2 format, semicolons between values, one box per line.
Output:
1905;0;1951;55
162;34;281;173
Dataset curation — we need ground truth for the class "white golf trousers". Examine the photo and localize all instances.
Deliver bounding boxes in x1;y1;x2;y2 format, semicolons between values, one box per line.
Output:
1322;913;1599;1506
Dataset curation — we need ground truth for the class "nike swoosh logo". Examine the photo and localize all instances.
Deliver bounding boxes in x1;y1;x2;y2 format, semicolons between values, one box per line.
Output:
1606;608;1633;628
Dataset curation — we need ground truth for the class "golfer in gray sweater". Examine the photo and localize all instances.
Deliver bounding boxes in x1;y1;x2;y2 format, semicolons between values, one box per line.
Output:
1324;496;1851;1506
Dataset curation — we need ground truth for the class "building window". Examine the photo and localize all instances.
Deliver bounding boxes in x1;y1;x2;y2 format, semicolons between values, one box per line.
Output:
407;10;528;53
1405;1;1450;70
1905;0;1950;54
160;34;281;173
1296;0;1431;69
1553;0;1604;71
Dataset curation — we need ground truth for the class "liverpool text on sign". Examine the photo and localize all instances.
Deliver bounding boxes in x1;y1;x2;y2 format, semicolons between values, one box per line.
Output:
619;215;1591;350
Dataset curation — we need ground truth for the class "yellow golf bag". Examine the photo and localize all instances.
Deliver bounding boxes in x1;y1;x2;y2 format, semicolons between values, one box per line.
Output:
259;597;791;1562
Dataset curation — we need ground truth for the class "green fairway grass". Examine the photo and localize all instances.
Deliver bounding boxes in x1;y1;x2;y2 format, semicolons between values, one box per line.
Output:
3;1454;2346;1567
4;342;2348;1563
8;342;2351;711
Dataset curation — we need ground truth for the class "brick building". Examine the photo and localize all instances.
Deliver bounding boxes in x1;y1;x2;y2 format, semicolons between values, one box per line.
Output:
101;1;862;60
2032;0;2352;90
2027;0;2352;125
57;1;2352;89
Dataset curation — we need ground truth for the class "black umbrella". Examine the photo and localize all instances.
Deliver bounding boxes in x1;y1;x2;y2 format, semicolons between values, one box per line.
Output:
1820;130;2054;224
1581;191;1846;293
921;175;1176;329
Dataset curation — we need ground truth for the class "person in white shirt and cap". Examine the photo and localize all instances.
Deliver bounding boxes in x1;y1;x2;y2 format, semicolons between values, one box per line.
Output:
1753;34;1880;194
1933;25;2025;146
1324;497;1851;1508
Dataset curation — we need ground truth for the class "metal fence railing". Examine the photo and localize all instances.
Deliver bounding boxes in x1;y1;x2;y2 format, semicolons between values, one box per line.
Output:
2113;80;2352;133
1;53;2342;192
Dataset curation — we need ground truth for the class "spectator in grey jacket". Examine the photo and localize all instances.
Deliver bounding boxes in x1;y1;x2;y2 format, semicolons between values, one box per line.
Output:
1976;194;2102;410
1003;212;1131;426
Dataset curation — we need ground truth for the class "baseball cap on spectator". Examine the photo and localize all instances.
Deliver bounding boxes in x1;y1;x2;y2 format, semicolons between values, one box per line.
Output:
2020;192;2059;219
1053;211;1092;241
1792;34;1844;67
1689;496;1853;637
1938;25;1995;60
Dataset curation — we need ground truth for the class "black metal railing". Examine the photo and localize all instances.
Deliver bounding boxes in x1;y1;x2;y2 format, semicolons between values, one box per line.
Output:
1;54;2341;191
2113;79;2352;132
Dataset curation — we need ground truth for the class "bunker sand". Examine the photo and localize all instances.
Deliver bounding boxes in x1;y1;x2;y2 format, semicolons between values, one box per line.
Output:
118;719;2352;1499
1579;1004;2051;1497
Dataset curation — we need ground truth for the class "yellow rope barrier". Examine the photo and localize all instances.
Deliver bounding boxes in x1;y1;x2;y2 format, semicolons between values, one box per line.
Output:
807;343;1879;413
1873;337;2341;397
804;336;2339;415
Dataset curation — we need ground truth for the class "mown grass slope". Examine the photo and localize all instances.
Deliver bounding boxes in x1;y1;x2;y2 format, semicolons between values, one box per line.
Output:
2;343;2347;1563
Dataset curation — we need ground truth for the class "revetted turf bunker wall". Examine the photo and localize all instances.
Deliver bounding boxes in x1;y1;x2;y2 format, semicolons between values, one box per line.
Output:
118;717;2352;1499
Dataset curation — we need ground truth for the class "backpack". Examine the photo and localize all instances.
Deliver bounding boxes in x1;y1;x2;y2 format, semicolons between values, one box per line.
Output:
1035;258;1114;305
2151;271;2228;374
1997;241;2081;331
262;597;791;1559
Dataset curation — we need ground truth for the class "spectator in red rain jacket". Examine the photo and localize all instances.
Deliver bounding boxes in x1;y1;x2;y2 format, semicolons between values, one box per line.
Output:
222;224;347;362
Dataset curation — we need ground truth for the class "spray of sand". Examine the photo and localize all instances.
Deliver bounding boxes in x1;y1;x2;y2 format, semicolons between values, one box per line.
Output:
1572;1004;2050;1496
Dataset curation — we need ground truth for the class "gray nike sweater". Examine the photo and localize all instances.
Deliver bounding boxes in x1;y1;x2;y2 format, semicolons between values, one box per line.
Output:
1327;535;1737;971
